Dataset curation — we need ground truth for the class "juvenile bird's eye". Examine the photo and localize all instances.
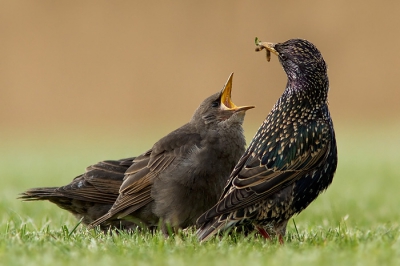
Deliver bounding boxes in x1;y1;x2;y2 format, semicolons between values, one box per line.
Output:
211;101;220;108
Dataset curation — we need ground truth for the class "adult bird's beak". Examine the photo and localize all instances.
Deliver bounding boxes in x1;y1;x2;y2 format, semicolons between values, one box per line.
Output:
255;38;279;62
220;73;255;113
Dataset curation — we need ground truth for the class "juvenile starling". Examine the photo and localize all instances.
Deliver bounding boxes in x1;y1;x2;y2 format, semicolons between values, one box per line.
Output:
197;39;338;243
81;73;255;234
20;74;254;233
19;158;138;231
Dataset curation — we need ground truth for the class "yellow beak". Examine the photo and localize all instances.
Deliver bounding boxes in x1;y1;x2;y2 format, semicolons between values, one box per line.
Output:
220;73;255;112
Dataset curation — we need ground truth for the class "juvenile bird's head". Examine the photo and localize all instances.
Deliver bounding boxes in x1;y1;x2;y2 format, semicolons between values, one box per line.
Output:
191;73;255;127
256;39;327;84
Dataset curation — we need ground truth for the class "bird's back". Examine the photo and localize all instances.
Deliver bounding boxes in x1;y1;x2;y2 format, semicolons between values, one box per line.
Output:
197;38;338;242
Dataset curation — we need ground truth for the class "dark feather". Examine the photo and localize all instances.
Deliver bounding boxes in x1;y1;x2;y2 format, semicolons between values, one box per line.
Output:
197;39;338;242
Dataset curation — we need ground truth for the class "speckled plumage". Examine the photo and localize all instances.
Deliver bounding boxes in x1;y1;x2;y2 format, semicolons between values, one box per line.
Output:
197;39;338;243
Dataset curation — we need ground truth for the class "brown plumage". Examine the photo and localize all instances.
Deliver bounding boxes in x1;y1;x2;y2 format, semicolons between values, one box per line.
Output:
20;74;254;233
87;73;254;234
19;158;138;231
197;39;338;243
21;74;254;233
89;73;254;234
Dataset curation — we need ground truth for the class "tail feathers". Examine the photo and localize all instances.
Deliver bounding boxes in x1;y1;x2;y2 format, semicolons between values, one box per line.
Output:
18;187;59;201
88;213;112;229
197;218;238;242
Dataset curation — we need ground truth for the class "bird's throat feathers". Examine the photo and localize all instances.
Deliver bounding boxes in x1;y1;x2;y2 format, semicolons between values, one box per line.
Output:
284;73;329;107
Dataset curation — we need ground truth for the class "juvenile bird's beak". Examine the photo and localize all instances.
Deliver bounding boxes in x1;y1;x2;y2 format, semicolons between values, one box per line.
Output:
255;38;279;62
220;73;255;113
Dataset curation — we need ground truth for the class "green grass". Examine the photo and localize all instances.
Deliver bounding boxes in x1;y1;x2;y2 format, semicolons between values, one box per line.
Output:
1;124;400;266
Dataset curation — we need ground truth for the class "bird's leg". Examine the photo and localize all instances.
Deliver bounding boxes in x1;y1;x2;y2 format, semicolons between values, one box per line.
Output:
276;220;287;245
255;226;271;240
278;234;284;245
160;221;172;238
160;219;179;238
256;226;285;244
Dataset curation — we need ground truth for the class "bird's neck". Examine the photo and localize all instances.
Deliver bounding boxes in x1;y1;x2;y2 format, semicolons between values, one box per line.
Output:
284;75;329;107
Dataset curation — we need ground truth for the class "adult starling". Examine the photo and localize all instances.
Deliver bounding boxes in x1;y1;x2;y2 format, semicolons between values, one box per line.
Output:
197;39;338;243
19;158;138;231
82;73;254;234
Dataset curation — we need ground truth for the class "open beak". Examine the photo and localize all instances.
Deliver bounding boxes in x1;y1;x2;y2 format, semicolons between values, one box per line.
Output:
220;73;255;113
255;38;279;62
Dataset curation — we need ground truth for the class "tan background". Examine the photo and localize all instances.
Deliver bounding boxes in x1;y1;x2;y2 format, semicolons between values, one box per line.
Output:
1;0;400;140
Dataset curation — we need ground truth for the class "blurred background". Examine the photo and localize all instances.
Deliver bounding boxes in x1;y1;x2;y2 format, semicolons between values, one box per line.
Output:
2;0;400;135
1;1;399;228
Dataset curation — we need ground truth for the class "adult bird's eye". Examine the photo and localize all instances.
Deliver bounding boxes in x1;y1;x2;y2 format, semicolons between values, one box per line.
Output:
211;101;220;108
280;54;288;61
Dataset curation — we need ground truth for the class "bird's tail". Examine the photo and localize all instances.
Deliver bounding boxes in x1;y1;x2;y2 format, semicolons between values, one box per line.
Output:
18;187;60;201
88;212;113;229
197;217;238;242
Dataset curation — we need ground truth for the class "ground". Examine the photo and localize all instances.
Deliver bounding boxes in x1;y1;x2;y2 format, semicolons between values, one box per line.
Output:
1;124;399;266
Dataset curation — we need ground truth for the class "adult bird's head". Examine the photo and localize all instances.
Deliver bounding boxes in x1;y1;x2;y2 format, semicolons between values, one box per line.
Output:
256;39;328;84
255;38;329;105
191;73;255;126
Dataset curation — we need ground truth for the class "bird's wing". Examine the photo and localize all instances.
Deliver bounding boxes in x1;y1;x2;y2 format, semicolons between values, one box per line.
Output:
198;118;331;223
106;125;202;217
21;158;134;204
52;158;134;204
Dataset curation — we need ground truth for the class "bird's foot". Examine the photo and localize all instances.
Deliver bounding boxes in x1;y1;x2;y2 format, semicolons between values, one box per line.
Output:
278;234;284;245
256;226;271;240
256;226;285;245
